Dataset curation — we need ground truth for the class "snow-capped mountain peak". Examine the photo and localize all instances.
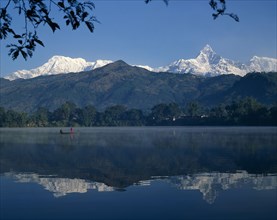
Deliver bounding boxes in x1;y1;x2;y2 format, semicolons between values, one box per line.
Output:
196;44;221;64
4;45;277;80
5;56;112;80
38;55;89;74
247;56;277;72
156;45;223;75
156;45;276;77
198;44;216;59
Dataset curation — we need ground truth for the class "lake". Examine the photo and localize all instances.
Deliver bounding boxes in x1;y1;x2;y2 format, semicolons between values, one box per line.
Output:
0;127;276;220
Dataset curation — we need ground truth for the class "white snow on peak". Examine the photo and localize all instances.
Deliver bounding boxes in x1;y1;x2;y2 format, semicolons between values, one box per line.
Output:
4;45;277;80
196;44;220;64
135;65;155;72
85;59;113;71
247;56;277;73
155;45;277;77
5;55;112;80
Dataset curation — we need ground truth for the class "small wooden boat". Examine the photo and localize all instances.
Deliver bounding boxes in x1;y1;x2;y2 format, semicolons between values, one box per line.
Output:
60;129;73;134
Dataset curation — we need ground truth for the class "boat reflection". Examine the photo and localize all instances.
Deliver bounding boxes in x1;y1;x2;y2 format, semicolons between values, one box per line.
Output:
1;127;277;204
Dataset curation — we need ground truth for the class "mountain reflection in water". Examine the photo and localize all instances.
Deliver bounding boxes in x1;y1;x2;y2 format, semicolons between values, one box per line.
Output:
1;127;277;205
4;171;277;204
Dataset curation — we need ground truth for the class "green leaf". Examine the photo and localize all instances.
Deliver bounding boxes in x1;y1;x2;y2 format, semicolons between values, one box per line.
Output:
20;50;28;60
85;21;94;32
27;49;33;57
47;20;60;32
13;34;22;39
11;50;19;60
209;0;217;10
229;13;239;22
84;2;95;10
58;1;65;8
73;21;80;30
8;48;16;56
145;0;168;6
34;38;45;47
81;12;89;21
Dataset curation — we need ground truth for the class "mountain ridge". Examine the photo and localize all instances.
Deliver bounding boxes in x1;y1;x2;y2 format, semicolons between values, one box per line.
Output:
4;45;277;80
1;60;276;112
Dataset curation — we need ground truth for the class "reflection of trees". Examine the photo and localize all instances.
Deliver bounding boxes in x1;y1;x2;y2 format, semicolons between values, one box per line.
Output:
0;128;276;188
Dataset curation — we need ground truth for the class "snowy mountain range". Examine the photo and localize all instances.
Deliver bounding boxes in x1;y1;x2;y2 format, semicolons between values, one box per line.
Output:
5;56;113;80
5;171;276;203
154;45;276;76
5;45;277;80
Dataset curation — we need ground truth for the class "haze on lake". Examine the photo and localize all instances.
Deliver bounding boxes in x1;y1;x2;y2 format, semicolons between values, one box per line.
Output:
0;127;276;219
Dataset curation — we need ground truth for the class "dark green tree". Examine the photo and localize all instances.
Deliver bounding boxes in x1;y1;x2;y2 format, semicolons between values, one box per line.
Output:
225;97;266;125
32;107;50;126
103;105;127;126
0;107;6;127
149;103;182;124
52;101;77;126
269;105;277;125
166;103;182;120
186;101;201;117
210;104;227;118
3;109;28;127
79;105;97;126
122;109;145;126
150;103;168;123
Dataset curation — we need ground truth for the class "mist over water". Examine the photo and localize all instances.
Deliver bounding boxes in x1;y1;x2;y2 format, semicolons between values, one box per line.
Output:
1;127;277;219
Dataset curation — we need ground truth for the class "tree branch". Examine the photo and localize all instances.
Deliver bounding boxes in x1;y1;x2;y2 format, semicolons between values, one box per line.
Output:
4;0;12;10
21;0;29;45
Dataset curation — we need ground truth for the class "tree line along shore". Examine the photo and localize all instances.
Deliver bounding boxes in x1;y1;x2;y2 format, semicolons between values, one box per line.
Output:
1;97;276;127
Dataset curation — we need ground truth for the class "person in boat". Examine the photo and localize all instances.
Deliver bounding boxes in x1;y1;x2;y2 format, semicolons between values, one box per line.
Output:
59;128;74;134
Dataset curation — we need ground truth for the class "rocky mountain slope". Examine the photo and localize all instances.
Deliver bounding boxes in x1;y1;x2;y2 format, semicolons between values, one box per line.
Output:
1;61;276;112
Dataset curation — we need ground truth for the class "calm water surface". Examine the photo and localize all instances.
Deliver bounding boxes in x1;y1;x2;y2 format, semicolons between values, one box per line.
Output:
0;127;276;220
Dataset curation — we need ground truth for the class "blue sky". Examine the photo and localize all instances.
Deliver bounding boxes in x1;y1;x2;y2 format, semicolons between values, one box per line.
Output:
0;0;276;77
